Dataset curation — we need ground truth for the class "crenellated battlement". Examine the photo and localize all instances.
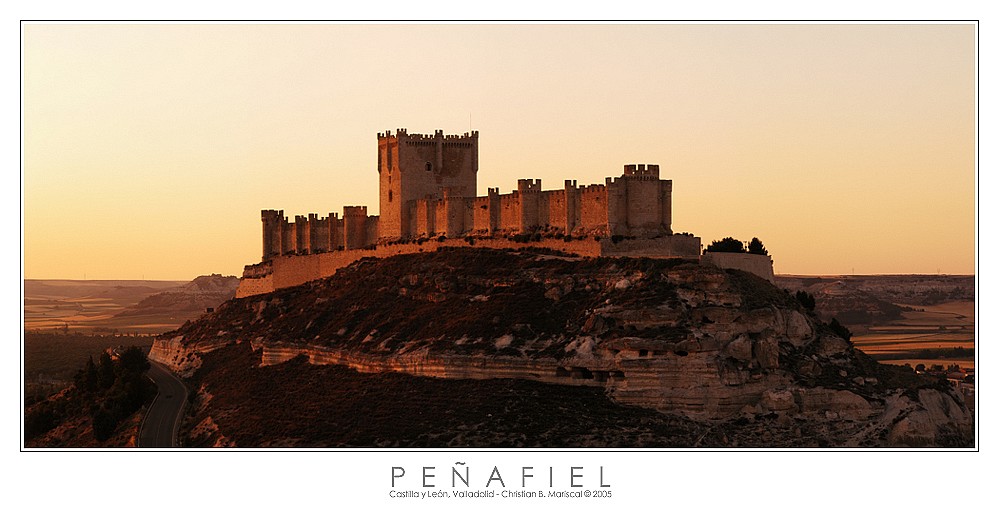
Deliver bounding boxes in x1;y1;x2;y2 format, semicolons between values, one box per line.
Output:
343;206;368;217
379;128;479;143
517;178;543;193
623;164;660;177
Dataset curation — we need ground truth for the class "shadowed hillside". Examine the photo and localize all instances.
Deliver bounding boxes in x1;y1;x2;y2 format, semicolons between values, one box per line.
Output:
152;248;973;448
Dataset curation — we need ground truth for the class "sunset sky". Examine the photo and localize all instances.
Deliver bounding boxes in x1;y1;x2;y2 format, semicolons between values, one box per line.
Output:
22;23;976;279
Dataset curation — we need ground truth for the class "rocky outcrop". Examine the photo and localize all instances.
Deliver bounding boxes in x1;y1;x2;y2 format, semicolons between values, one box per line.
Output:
150;248;972;447
148;335;229;378
880;389;974;447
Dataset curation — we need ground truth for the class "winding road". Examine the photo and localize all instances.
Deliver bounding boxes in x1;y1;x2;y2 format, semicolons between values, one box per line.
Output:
139;361;188;448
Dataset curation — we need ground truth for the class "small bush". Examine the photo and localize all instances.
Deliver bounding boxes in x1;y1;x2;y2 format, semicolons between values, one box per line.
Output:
828;318;852;342
705;237;745;253
795;291;816;311
748;237;769;256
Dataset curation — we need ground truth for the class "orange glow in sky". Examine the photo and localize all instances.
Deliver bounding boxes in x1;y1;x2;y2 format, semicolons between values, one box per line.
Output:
22;23;975;279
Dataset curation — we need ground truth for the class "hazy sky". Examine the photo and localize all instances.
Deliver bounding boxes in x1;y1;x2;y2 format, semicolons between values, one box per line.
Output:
22;23;976;279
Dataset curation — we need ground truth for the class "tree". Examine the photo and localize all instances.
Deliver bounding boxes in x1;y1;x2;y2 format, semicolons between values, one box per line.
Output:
92;407;117;441
117;346;150;376
25;403;60;440
97;352;116;390
748;237;769;256
795;291;816;311
828;318;852;342
705;237;746;253
75;356;99;393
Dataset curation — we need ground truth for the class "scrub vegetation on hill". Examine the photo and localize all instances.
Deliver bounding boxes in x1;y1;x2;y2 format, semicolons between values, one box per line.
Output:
24;346;156;446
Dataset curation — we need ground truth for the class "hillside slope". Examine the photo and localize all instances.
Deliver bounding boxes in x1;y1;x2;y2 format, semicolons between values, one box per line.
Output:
151;248;972;447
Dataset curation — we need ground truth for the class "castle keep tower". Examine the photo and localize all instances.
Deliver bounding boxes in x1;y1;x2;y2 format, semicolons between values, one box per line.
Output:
377;129;479;241
606;164;672;237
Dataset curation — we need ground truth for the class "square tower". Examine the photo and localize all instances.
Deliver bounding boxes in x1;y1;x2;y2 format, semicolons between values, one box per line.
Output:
377;129;478;240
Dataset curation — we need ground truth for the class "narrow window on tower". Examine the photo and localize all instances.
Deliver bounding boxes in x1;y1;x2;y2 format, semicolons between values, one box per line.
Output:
425;162;432;172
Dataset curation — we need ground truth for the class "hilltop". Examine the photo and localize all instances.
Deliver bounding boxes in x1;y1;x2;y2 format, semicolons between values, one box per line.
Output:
150;248;972;447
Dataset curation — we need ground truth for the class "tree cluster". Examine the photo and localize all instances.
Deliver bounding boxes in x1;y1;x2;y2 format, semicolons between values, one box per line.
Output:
827;318;853;342
795;291;816;311
704;237;769;256
25;346;156;443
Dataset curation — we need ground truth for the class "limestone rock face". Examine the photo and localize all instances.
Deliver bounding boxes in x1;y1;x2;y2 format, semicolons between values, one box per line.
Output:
148;248;973;447
795;388;873;420
148;335;229;378
815;335;850;357
753;336;780;370
723;335;753;361
880;389;974;447
785;310;813;346
761;389;796;413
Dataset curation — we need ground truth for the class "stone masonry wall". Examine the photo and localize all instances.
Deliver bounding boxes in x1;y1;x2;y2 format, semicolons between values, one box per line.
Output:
579;185;609;233
701;252;775;283
498;193;521;231
237;237;607;298
543;189;567;229
236;234;706;298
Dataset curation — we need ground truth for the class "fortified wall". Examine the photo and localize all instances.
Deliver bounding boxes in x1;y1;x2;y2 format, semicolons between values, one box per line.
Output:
239;128;771;298
260;206;378;261
237;234;702;297
701;252;776;284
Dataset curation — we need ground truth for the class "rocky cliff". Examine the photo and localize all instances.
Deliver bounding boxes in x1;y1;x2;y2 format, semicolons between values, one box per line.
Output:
150;248;972;447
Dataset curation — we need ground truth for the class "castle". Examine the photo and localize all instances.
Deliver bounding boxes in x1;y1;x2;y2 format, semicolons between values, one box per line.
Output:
237;129;772;298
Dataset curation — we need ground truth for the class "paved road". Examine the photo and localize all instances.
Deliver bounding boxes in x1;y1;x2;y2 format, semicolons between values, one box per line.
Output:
139;361;188;448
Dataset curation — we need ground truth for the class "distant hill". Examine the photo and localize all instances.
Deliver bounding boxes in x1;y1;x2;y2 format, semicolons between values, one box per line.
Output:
24;279;184;302
24;275;238;334
112;274;239;326
774;275;974;327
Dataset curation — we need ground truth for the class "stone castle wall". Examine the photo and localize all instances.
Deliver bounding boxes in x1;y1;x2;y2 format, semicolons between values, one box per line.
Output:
579;184;609;232
236;234;706;298
701;252;776;283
